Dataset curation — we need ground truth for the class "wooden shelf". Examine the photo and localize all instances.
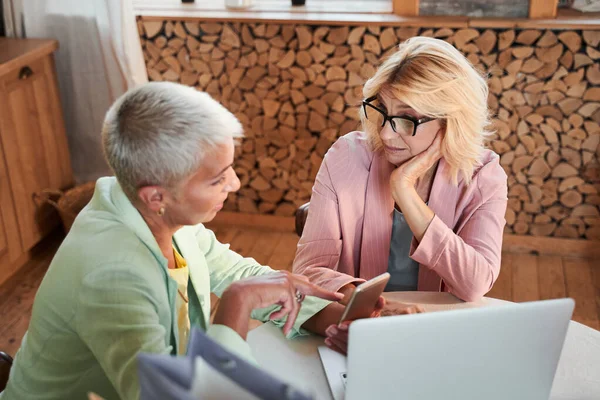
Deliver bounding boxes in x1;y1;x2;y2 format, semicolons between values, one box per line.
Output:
134;3;600;29
133;0;393;14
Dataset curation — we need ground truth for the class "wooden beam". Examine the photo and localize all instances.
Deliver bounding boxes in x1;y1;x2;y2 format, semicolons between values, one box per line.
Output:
529;0;558;19
392;0;419;17
207;211;295;232
503;234;600;258
208;213;600;259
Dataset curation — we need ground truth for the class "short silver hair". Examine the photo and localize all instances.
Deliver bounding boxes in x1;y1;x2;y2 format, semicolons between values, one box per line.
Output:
102;82;243;198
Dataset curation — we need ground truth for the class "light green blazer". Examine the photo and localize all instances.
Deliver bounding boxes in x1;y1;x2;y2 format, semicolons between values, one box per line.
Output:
1;177;329;400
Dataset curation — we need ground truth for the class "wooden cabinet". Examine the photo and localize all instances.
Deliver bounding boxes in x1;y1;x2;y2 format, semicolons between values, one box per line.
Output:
0;144;22;275
0;38;74;285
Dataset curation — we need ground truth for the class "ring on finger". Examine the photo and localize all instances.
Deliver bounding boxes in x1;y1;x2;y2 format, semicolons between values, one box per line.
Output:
295;289;305;303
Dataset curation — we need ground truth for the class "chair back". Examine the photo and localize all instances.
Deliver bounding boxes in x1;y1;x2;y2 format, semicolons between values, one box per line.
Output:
0;351;13;392
295;202;310;237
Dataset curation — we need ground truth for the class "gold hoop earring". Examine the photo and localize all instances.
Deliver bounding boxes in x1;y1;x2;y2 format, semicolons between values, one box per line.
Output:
157;207;165;216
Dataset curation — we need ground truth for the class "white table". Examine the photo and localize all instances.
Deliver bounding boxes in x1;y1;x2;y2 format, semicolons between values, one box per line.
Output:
247;292;600;400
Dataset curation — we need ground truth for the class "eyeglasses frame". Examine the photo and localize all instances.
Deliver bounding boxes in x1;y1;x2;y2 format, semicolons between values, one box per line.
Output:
362;96;437;137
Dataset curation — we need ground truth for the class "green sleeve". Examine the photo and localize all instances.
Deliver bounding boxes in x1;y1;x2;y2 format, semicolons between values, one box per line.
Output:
196;225;331;338
206;324;256;364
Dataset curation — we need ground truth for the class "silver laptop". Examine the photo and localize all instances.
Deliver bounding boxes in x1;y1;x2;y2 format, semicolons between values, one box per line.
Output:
319;298;574;400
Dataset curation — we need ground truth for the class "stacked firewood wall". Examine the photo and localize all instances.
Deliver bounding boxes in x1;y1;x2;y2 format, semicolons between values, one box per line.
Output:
138;19;600;240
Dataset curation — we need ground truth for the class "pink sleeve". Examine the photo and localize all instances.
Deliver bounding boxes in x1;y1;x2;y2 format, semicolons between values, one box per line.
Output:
411;178;508;302
292;146;364;293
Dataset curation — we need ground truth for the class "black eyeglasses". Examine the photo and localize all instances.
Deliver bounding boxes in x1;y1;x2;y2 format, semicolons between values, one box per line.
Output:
362;96;436;137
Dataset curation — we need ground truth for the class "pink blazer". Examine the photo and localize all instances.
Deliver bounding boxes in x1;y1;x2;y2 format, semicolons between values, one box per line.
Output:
293;131;508;302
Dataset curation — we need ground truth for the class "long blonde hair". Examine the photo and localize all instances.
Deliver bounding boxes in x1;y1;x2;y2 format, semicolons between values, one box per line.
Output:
361;36;493;184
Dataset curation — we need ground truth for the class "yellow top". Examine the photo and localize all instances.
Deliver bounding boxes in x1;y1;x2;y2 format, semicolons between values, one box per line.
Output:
168;245;190;355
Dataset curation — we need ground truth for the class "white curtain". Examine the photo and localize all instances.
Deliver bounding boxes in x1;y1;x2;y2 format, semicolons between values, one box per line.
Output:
2;0;25;37
5;0;148;183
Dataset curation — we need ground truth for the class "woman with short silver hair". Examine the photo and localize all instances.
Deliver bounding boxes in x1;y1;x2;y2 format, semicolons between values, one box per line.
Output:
1;82;351;400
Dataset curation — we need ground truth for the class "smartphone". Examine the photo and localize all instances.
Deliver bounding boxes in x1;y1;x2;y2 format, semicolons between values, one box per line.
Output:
339;272;390;323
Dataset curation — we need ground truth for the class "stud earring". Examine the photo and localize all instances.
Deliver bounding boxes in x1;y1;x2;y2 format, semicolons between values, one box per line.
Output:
157;207;165;216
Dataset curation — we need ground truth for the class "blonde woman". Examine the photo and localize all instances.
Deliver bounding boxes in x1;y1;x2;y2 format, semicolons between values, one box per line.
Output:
294;36;508;345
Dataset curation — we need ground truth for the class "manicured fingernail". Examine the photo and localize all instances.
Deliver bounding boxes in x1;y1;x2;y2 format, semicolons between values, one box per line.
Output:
337;324;348;331
325;338;331;346
330;327;338;335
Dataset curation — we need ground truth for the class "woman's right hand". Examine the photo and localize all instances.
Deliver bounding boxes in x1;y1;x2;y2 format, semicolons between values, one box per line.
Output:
324;299;423;355
215;271;343;338
323;296;386;354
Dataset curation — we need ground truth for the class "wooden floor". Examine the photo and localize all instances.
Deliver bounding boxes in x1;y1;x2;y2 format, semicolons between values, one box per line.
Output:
0;232;64;357
0;225;598;357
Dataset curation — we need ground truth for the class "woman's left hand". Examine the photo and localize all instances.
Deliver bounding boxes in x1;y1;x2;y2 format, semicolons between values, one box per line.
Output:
379;300;424;317
390;130;444;191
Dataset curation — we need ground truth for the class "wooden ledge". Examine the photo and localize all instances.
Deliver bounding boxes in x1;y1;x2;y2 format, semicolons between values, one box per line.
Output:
503;234;600;258
135;2;600;30
138;11;469;28
207;212;600;258
208;211;295;232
